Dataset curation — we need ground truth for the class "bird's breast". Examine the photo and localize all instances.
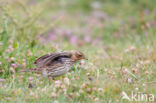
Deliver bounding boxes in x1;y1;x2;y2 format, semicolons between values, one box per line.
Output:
64;60;74;71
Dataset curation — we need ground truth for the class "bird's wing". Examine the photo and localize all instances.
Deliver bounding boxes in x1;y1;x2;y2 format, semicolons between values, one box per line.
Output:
34;52;72;68
34;54;51;64
43;52;72;66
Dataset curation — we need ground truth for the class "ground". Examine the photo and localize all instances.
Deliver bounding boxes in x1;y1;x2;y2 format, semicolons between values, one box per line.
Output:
0;0;156;103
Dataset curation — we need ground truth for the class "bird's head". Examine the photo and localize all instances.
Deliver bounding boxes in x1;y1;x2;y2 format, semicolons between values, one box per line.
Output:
71;51;88;61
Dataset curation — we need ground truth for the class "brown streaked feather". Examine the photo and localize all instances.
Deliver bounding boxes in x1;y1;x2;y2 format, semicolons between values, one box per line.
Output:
34;54;50;64
37;58;73;76
34;52;72;68
46;62;63;71
34;53;59;67
45;58;74;76
41;52;71;66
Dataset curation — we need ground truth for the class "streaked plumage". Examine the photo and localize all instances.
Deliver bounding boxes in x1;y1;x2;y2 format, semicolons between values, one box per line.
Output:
21;51;87;77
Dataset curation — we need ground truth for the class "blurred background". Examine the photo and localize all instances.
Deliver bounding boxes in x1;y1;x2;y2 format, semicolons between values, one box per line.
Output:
0;0;155;48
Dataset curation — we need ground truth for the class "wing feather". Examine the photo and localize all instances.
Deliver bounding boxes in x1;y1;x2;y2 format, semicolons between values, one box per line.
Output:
34;52;72;68
34;54;50;64
43;52;71;66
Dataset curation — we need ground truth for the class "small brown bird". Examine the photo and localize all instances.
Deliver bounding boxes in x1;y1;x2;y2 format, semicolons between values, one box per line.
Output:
21;51;87;77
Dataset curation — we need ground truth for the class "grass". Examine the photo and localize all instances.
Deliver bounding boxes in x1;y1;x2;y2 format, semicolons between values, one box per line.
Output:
0;0;156;103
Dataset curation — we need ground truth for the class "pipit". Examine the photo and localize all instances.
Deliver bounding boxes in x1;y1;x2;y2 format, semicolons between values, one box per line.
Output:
21;51;87;77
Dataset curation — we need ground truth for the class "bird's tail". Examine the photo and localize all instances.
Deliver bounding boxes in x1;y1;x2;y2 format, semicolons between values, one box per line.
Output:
19;68;37;73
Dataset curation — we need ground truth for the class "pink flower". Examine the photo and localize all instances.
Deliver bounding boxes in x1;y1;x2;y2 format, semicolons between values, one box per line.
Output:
11;63;16;67
54;80;62;88
70;36;77;44
84;36;91;43
21;75;24;78
27;50;32;56
29;77;33;82
10;57;15;61
79;60;85;65
48;32;56;40
22;62;26;67
5;49;10;53
64;77;70;85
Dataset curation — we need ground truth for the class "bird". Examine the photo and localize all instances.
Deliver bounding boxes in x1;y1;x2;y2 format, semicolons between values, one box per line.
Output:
21;51;87;77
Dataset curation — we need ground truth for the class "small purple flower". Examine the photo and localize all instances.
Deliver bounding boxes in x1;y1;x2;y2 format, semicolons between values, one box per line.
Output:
9;45;13;49
39;36;46;44
11;63;16;67
29;77;33;82
70;36;77;44
5;49;10;53
84;36;91;43
48;32;56;41
21;75;24;78
144;9;150;15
